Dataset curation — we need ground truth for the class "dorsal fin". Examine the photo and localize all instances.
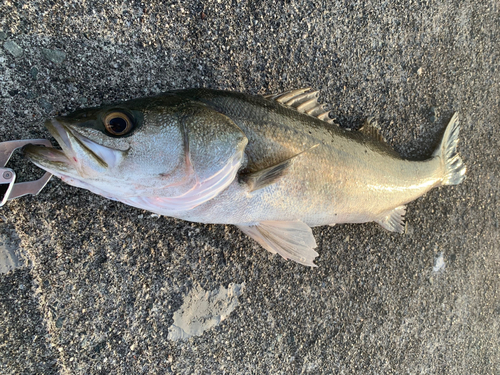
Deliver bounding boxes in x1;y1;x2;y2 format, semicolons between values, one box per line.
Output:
358;117;388;144
263;88;336;124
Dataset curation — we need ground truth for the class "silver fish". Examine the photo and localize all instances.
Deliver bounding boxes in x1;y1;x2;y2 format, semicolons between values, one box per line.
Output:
25;88;466;266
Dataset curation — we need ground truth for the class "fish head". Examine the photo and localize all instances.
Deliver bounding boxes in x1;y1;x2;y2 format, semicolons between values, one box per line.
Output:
24;94;248;213
24;97;200;200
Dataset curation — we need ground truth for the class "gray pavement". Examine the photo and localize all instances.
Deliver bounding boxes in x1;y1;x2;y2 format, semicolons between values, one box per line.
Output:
0;1;499;374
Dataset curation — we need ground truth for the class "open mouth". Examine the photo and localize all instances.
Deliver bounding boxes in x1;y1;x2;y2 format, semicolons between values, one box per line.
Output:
24;119;115;177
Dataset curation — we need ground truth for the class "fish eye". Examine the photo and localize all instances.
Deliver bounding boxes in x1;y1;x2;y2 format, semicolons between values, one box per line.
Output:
104;112;133;136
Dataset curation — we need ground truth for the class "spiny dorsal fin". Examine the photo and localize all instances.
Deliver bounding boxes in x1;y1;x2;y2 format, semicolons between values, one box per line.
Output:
264;88;335;124
359;117;388;144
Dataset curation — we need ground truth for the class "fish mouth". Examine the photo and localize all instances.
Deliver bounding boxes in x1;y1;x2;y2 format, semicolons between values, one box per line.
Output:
25;119;121;178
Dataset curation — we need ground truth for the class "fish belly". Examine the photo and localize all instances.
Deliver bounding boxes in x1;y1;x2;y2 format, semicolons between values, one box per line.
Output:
179;142;443;227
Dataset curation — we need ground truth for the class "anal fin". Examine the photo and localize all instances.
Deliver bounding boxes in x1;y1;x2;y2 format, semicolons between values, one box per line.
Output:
376;205;406;233
237;221;319;267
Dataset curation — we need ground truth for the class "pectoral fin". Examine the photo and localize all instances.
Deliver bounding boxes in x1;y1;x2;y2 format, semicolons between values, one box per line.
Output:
376;205;406;233
239;144;318;192
239;159;291;192
237;221;319;267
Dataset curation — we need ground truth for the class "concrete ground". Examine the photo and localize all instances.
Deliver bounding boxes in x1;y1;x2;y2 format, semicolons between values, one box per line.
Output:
0;1;499;374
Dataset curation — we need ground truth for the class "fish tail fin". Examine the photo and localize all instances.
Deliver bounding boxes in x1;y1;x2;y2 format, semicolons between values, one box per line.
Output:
432;113;466;186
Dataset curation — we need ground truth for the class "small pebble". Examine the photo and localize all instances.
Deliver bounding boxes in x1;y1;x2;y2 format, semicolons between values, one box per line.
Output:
30;67;38;80
42;48;66;64
39;97;53;113
3;40;23;58
25;91;37;100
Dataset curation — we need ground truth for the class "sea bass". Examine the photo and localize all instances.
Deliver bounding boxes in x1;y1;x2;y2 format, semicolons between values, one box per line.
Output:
25;88;466;266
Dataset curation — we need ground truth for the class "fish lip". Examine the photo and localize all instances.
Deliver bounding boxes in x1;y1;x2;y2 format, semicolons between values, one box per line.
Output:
46;119;108;168
23;119;74;174
23;143;71;169
45;118;72;154
25;119;116;179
